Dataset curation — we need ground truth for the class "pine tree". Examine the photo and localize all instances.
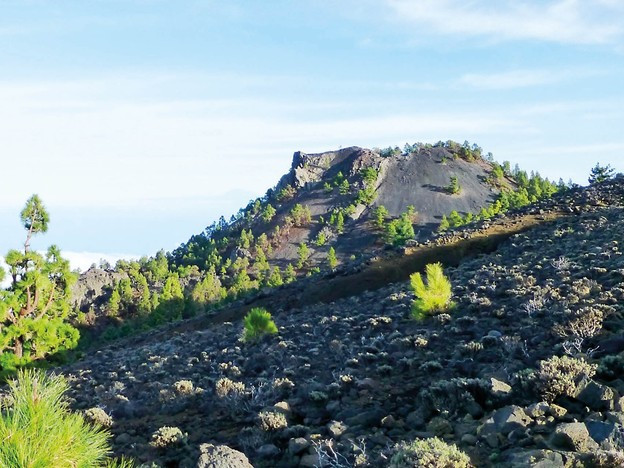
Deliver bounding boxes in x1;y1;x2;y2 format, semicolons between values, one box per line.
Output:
373;205;389;229
107;289;121;317
336;211;345;233
446;176;461;195
266;267;284;287
588;163;615;184
438;215;450;232
0;196;78;371
297;243;310;269
327;247;338;270
284;264;296;284
447;210;463;227
262;204;277;222
338;179;350;195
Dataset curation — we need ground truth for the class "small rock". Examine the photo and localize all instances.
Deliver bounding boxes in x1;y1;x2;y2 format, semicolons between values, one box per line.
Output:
426;416;453;436
506;449;565;468
256;444;280;457
288;438;310;455
381;415;397;428
490;378;512;395
299;453;320;467
461;434;477;445
478;405;533;437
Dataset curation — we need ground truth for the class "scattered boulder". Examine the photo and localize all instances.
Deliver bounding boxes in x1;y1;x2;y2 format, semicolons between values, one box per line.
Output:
575;379;616;411
585;420;624;450
551;423;599;452
197;443;253;468
478;405;533;438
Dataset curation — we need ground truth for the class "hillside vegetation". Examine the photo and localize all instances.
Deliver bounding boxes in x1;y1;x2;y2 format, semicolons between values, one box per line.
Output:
69;141;559;348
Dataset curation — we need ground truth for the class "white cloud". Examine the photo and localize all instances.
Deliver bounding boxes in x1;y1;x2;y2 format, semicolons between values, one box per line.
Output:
386;0;624;45
457;69;586;90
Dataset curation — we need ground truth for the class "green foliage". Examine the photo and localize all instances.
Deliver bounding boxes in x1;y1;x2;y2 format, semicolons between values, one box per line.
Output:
361;167;379;186
446;176;461;195
107;289;121;317
338;179;350;195
384;210;415;246
238;229;254;249
284;264;296;284
144;250;169;282
0;369;122;467
276;184;296;202
327;247;338;270
297;243;310;269
389;437;471;468
588;163;615;184
261;204;276;223
438;215;450;232
373;205;389;229
314;231;327;246
323;182;333;193
332;171;346;187
490;163;505;181
356;186;377;205
410;263;453;319
266;267;284;287
20;194;50;251
256;233;272;254
1;197;79;372
191;267;226;308
335;211;345;233
229;268;258;298
243;308;278;342
290;204;312;226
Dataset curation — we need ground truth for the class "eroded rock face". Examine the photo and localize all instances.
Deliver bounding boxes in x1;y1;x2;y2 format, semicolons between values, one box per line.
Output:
70;267;126;311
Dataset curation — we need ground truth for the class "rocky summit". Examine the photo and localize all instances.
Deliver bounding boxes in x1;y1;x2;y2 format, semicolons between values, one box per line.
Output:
58;172;624;467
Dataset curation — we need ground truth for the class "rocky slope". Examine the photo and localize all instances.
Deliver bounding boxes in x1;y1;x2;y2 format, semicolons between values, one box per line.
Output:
59;176;624;467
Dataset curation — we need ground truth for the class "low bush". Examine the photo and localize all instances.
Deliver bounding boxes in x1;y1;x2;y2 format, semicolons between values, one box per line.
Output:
537;355;597;401
243;308;278;342
410;263;453;319
389;437;471;467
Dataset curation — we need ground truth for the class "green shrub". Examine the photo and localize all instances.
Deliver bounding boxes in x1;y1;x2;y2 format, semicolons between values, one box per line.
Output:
537;355;597;401
446;176;461;195
0;369;128;467
389;437;471;467
243;308;278;342
384;210;415;246
410;263;453;319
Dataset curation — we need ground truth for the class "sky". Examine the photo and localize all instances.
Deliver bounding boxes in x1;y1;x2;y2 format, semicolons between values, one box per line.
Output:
1;0;623;272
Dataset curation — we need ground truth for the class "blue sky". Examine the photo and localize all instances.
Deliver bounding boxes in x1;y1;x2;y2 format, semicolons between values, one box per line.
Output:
1;0;623;270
